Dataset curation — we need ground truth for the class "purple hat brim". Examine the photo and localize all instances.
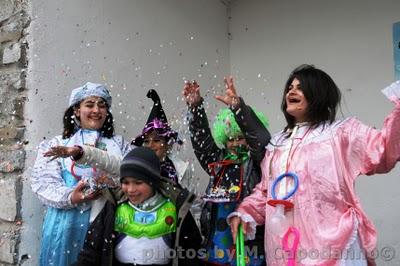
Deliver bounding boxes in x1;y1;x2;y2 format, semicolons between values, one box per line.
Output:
131;129;182;146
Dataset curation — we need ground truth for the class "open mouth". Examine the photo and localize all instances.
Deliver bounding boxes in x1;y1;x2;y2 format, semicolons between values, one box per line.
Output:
288;98;301;104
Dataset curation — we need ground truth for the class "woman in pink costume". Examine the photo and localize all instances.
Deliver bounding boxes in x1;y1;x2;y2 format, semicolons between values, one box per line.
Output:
229;64;400;266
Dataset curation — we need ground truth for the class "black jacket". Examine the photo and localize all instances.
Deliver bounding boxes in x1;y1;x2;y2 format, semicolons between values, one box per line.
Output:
188;97;270;252
74;179;202;266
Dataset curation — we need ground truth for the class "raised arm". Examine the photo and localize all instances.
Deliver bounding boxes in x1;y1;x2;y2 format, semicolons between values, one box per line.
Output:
184;81;222;173
345;81;400;176
232;98;271;164
216;76;271;164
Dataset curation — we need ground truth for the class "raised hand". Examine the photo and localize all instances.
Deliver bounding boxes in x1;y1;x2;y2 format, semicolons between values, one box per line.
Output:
215;76;241;109
44;145;81;161
183;80;202;107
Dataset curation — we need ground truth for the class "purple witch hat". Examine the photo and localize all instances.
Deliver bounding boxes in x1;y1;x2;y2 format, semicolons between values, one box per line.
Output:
132;89;182;146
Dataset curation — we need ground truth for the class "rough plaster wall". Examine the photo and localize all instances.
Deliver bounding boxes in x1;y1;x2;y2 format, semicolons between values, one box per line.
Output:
229;0;400;265
0;0;30;264
21;0;230;264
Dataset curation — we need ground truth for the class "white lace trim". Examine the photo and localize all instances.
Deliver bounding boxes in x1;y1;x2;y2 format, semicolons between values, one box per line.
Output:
227;211;257;240
267;118;351;150
344;217;359;254
339;212;367;265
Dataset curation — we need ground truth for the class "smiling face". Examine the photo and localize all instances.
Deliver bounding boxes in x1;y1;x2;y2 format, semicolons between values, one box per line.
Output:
225;135;248;155
285;78;309;123
143;131;169;161
121;177;154;205
74;96;108;130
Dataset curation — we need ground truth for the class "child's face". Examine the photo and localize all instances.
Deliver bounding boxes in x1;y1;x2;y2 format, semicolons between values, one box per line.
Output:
226;135;247;155
143;131;169;161
285;78;309;123
74;96;108;130
121;177;154;205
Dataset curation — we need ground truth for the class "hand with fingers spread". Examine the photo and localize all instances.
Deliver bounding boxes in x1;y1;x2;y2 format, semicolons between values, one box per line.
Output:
215;76;241;109
44;145;82;161
185;75;270;264
183;80;202;107
70;180;101;205
229;216;249;244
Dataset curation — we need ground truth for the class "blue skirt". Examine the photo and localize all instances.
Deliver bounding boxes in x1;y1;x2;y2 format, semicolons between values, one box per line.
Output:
39;205;90;266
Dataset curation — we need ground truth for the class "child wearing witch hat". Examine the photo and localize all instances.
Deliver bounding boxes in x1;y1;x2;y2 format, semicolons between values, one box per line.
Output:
132;89;193;190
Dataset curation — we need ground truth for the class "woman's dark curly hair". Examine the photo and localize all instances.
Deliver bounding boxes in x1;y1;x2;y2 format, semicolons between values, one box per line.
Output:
281;64;341;131
62;102;115;139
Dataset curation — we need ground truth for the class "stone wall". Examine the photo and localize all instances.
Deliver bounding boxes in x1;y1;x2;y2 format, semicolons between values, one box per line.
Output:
0;0;30;264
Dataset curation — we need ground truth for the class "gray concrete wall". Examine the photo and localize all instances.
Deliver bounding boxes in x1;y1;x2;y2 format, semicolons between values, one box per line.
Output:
20;0;230;264
229;0;400;265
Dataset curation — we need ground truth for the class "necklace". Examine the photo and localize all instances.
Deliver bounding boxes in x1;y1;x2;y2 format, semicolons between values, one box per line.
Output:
285;126;312;172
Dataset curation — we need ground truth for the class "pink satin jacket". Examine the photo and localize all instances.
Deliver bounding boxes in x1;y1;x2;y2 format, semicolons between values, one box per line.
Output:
237;99;400;266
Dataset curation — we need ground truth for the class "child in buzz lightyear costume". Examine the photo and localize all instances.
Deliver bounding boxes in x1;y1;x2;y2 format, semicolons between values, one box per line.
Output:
183;77;270;266
75;147;200;266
